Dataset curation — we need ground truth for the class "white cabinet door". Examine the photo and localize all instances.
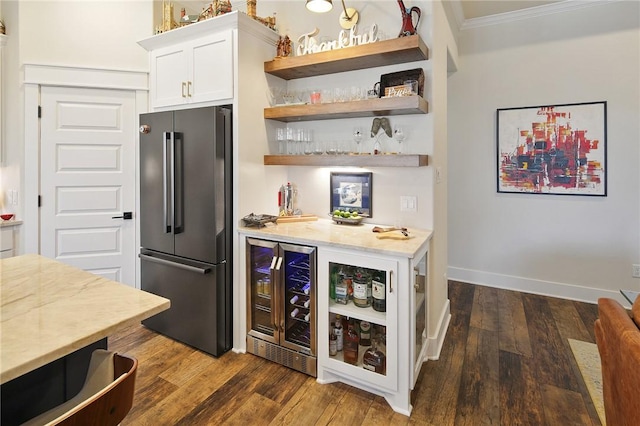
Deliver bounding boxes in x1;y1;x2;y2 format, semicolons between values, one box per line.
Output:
150;30;233;109
317;248;399;392
190;30;233;104
151;45;188;109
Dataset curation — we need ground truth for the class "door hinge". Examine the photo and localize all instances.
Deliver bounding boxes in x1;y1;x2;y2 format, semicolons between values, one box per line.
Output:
38;195;41;207
38;106;42;118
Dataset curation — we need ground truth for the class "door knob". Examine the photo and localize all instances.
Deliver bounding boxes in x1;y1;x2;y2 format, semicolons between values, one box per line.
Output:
112;212;133;220
139;125;150;134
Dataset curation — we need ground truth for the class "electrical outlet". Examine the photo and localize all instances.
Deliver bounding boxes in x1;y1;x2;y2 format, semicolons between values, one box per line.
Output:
633;264;640;278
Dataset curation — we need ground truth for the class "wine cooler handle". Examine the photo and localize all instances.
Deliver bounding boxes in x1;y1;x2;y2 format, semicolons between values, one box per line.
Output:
414;267;419;290
275;256;283;271
271;283;278;332
269;256;278;270
389;270;393;293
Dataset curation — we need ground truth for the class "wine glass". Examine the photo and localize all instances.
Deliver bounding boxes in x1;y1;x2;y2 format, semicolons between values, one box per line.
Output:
393;126;405;154
353;127;363;154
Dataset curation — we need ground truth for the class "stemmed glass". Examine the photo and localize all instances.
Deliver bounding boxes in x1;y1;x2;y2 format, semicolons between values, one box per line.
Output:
393;126;405;154
353;127;363;154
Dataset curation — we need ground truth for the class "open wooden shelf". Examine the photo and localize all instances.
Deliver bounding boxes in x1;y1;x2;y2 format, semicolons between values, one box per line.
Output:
265;95;428;122
264;154;428;167
264;35;429;80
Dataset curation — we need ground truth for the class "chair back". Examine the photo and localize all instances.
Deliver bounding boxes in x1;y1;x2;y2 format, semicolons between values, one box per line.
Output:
21;351;137;426
594;297;640;426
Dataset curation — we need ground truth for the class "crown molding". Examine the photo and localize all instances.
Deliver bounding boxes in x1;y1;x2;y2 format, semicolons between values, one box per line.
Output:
452;0;619;31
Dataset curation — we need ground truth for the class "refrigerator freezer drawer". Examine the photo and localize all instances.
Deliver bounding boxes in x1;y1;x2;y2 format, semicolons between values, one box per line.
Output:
140;250;230;357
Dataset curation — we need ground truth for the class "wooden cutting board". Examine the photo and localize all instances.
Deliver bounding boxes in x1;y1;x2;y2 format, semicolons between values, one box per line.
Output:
276;214;318;223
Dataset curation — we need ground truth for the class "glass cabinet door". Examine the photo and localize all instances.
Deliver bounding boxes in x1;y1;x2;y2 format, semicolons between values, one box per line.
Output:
246;238;279;344
318;249;398;392
412;252;427;387
280;243;316;356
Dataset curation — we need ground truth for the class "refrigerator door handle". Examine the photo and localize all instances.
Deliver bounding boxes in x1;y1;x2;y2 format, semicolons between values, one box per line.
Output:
269;256;278;270
163;132;172;234
173;132;184;234
139;253;212;274
275;256;283;271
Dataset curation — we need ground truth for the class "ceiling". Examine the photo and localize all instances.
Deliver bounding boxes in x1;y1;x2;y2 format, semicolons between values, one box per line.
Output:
458;0;562;20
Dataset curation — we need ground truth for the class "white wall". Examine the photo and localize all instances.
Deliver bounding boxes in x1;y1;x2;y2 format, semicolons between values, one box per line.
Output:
447;1;640;303
0;0;153;252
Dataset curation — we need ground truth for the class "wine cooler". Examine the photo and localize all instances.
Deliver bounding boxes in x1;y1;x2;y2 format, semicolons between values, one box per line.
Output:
246;238;317;376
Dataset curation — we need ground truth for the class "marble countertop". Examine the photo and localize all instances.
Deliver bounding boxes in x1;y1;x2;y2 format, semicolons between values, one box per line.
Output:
239;219;432;258
0;254;170;384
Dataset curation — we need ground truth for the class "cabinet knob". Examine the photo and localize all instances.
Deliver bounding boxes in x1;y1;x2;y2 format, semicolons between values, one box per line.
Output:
139;125;150;134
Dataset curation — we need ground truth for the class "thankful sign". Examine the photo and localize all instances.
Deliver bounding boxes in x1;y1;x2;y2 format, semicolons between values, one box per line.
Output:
296;24;379;56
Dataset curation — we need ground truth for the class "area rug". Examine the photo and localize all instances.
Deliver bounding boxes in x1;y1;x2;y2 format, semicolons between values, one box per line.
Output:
568;338;606;425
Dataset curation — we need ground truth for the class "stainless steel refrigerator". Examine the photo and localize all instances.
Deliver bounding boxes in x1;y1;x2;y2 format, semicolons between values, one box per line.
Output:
138;106;232;357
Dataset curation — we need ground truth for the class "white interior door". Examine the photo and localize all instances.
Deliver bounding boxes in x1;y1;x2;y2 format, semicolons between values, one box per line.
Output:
40;86;137;286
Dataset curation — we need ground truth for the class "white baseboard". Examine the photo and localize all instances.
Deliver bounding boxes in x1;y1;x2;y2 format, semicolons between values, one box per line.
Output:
447;266;629;306
426;298;451;360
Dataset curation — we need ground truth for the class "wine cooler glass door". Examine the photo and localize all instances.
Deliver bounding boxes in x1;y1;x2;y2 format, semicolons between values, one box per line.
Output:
247;239;279;345
280;243;316;356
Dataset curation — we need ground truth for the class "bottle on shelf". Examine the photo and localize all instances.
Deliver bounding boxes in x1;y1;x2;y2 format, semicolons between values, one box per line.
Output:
363;338;386;375
290;295;299;305
372;270;386;312
343;321;360;365
334;315;343;351
329;332;337;356
330;264;338;301
302;282;311;295
303;299;311;308
290;308;300;318
359;320;372;346
304;312;311;322
335;275;349;305
352;268;371;308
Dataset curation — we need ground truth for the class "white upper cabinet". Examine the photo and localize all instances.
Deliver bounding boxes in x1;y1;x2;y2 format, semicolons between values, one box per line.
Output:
148;29;233;109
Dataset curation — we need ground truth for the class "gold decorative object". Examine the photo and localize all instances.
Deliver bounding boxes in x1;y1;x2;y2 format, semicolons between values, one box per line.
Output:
275;35;292;58
0;20;5;35
155;1;178;34
198;0;232;21
246;0;276;30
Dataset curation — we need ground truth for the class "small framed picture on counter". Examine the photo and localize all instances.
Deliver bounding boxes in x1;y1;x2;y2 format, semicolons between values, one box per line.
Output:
330;172;372;217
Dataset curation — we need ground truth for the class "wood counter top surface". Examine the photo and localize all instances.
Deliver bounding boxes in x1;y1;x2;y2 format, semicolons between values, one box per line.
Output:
0;254;170;384
239;219;433;258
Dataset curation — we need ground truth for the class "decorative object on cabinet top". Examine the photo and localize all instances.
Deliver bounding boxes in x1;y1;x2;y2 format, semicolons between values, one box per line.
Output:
264;95;428;122
138;10;278;52
264;35;428;80
246;0;276;30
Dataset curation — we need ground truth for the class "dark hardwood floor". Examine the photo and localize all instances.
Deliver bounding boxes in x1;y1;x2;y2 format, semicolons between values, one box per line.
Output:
109;281;602;425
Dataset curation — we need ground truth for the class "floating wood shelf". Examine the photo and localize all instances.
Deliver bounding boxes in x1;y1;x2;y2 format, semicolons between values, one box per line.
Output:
264;35;429;80
264;154;428;167
264;96;428;122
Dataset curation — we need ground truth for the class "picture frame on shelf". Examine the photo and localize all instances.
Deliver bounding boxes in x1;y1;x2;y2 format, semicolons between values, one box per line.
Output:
497;101;607;196
330;172;372;217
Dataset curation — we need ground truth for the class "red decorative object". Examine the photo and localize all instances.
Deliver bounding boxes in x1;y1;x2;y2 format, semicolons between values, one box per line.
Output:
397;0;421;37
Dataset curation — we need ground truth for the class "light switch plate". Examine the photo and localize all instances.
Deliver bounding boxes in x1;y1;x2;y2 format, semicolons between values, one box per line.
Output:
400;196;417;212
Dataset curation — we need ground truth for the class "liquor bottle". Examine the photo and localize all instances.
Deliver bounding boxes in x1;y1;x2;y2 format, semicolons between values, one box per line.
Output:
330;265;338;300
334;316;343;351
359;320;372;346
372;270;386;312
352;268;371;308
343;322;359;365
362;338;386;375
329;332;337;356
335;276;349;305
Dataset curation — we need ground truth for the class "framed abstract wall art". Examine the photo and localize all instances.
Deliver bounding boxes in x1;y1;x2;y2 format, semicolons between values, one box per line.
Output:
497;101;607;196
